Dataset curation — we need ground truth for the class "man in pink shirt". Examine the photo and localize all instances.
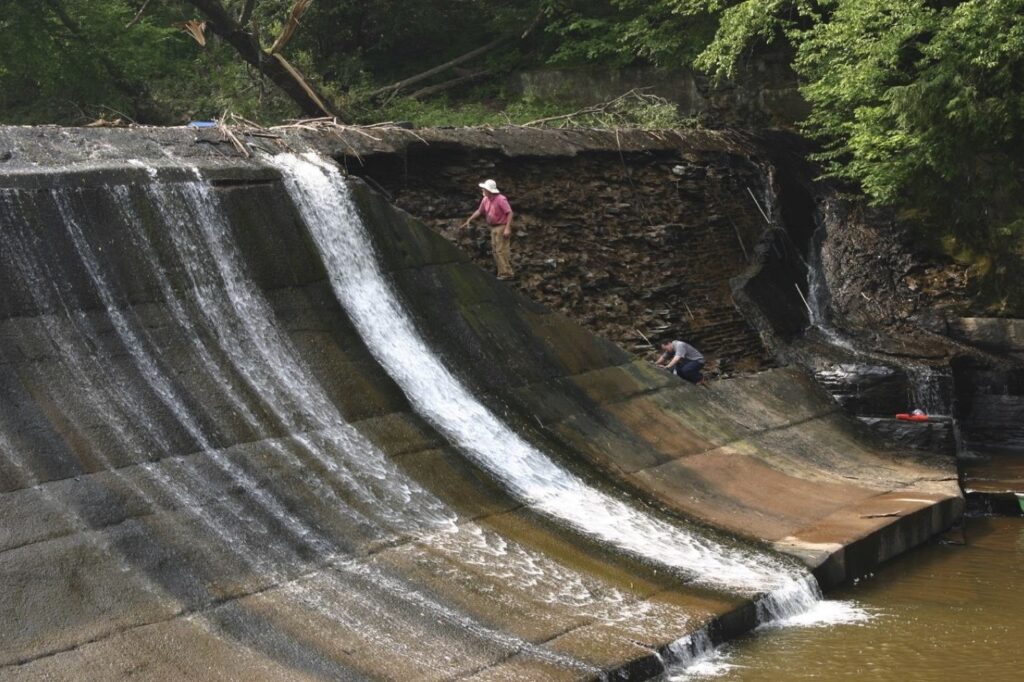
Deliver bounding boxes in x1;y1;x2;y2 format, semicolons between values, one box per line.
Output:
459;179;515;279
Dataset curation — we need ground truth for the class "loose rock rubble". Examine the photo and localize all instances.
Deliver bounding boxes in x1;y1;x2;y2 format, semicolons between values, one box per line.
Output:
352;147;775;376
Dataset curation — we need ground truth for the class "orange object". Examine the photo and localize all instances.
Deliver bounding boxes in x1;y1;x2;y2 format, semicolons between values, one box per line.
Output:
895;413;930;422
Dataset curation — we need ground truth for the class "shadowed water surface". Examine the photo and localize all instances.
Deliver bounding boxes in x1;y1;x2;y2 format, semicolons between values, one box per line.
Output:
669;516;1024;681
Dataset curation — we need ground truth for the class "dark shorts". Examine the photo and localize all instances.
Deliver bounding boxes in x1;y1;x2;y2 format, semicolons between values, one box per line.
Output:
673;359;704;383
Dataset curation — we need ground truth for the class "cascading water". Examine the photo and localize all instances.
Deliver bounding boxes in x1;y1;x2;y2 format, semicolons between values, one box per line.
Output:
906;364;952;417
803;210;862;355
271;152;833;619
110;169;713;652
3;167;806;676
0;144;901;679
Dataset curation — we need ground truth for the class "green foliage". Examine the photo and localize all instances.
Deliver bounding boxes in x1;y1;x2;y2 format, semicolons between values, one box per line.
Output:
0;0;538;124
543;0;1024;310
0;1;182;123
688;0;1024;311
542;0;720;67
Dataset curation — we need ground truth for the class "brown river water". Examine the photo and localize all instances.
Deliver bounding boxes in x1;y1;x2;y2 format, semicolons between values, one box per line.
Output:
670;516;1024;681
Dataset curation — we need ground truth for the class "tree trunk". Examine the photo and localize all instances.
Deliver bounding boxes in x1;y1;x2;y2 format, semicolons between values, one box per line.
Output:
182;0;340;119
410;71;490;100
369;35;509;99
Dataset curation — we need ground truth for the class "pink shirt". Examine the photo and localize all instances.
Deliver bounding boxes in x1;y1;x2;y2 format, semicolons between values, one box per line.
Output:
479;194;512;226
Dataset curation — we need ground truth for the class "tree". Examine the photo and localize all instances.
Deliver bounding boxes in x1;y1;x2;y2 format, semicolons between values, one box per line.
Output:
696;0;1024;308
178;0;341;118
540;0;719;68
0;0;181;123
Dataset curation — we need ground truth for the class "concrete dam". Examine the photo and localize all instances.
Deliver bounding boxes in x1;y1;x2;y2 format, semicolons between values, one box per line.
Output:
0;127;961;680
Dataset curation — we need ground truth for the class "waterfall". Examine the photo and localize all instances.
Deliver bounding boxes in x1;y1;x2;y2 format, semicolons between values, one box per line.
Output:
271;152;826;617
2;171;763;672
805;216;831;330
906;365;951;416
803;211;862;355
129;174;459;538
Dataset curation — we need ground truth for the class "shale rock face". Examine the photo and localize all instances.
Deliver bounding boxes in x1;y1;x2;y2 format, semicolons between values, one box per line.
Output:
347;139;775;376
816;200;972;342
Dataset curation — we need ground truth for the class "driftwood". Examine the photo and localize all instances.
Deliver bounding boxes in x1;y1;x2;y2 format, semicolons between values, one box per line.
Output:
174;19;208;46
268;0;311;54
271;52;333;115
520;88;671;128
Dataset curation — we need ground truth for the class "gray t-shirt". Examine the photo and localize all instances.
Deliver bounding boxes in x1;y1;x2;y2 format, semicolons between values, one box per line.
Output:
671;340;703;362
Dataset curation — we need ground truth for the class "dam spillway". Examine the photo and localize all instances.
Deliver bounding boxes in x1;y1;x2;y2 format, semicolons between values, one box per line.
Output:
0;127;961;680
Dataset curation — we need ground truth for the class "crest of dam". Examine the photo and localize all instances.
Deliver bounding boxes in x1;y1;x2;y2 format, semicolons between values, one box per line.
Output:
0;127;961;680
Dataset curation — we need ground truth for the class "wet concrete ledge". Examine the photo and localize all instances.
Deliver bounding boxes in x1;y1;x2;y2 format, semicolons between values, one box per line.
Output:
0;124;755;170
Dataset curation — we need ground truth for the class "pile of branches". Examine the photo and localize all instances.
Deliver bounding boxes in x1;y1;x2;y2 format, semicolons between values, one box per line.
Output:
519;89;683;130
206;113;426;161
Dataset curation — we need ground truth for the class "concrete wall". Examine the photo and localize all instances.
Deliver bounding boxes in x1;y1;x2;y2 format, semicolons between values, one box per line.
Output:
0;126;962;681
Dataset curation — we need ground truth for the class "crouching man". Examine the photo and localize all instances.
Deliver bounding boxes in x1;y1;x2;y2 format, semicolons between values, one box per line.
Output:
656;339;705;384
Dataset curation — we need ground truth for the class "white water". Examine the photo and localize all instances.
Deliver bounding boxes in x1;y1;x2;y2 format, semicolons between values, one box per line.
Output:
907;365;951;416
663;630;739;681
270;152;822;613
1;175;737;669
662;600;872;680
133;175;458;538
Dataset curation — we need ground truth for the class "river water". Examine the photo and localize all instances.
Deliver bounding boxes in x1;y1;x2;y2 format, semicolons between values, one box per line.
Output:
668;516;1024;681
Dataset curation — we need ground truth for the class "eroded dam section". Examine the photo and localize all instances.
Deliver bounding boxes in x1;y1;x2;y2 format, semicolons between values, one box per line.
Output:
0;127;961;680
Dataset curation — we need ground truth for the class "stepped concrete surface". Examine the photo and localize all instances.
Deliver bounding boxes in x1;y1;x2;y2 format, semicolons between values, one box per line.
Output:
0;126;961;680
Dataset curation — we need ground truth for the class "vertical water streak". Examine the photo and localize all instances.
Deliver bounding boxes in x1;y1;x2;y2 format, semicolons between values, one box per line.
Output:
1;188;295;579
271;152;820;611
109;183;418;541
51;187;331;567
907;364;951;416
138;174;458;536
660;628;719;679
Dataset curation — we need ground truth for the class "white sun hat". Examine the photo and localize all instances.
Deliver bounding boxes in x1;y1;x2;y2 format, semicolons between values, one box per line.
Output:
478;179;500;193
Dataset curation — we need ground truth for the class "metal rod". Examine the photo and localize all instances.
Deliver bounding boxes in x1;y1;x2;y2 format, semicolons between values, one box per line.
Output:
746;186;772;225
730;218;749;261
794;283;813;316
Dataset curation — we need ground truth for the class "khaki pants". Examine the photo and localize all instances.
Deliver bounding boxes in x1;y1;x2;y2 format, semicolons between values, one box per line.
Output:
489;226;513;277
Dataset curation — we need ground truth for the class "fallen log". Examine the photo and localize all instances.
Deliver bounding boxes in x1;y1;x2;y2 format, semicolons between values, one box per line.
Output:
369;36;509;99
410;70;491;100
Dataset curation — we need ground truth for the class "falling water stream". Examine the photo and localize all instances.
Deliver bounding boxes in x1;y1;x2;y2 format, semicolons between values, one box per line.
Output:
0;172;737;675
270;152;871;645
0;153;880;678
